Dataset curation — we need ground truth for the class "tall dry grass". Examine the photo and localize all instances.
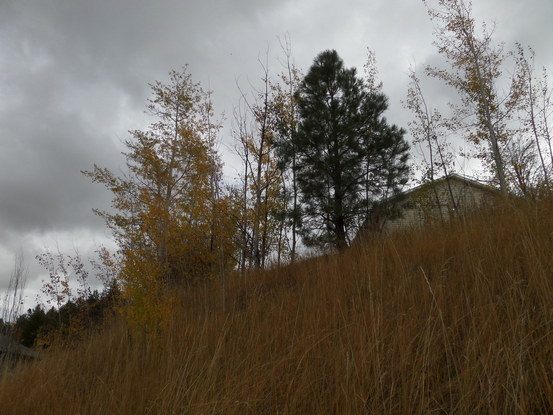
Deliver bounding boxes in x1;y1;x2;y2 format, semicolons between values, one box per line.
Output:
2;197;553;414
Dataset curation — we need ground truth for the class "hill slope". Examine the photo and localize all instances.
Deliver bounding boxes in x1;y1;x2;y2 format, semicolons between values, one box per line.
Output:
2;198;553;414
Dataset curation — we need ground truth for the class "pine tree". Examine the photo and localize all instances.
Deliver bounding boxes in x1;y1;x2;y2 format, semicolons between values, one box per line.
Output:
293;50;409;250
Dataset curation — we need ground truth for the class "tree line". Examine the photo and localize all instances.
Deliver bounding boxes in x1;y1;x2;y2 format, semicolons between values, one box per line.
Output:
78;42;410;328
21;0;553;333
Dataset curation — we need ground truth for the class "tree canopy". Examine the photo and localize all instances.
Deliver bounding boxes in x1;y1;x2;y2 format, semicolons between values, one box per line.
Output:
83;68;234;329
289;50;409;250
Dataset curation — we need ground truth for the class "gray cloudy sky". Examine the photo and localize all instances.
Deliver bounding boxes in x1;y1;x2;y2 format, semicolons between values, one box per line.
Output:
1;0;552;309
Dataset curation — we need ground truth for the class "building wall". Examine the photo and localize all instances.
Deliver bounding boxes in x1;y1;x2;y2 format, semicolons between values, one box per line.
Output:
381;177;497;233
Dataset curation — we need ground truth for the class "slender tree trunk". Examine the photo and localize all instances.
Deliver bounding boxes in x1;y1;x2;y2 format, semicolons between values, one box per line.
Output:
527;73;549;181
252;127;265;269
290;149;298;263
251;65;271;269
460;26;509;196
334;163;347;250
240;150;249;275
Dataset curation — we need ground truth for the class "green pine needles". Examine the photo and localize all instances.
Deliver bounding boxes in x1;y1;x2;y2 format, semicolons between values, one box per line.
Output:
289;50;410;250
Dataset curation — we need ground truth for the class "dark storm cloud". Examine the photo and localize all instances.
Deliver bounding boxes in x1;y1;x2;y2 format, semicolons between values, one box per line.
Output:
0;0;281;232
0;0;297;297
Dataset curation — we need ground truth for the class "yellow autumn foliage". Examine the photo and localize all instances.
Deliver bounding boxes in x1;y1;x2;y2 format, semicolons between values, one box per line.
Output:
84;68;235;332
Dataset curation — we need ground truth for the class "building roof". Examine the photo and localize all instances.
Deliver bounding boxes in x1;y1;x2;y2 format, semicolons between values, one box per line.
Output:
407;173;498;196
385;173;499;205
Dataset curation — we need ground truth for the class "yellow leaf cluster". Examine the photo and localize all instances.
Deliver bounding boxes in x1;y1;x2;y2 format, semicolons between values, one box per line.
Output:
84;68;234;332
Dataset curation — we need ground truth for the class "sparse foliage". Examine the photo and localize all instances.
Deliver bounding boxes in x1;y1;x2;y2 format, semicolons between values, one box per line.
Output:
511;44;553;194
37;249;73;312
233;54;287;270
1;252;27;338
405;67;458;217
423;0;523;195
271;36;303;263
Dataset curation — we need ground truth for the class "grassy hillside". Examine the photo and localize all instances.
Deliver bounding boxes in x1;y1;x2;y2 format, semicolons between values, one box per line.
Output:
2;198;553;414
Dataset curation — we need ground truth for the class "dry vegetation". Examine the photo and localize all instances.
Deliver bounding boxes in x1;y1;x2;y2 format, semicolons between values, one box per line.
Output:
2;198;553;414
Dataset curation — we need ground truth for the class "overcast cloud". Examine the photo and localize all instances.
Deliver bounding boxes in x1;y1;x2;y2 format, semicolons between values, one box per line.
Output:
1;0;552;309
